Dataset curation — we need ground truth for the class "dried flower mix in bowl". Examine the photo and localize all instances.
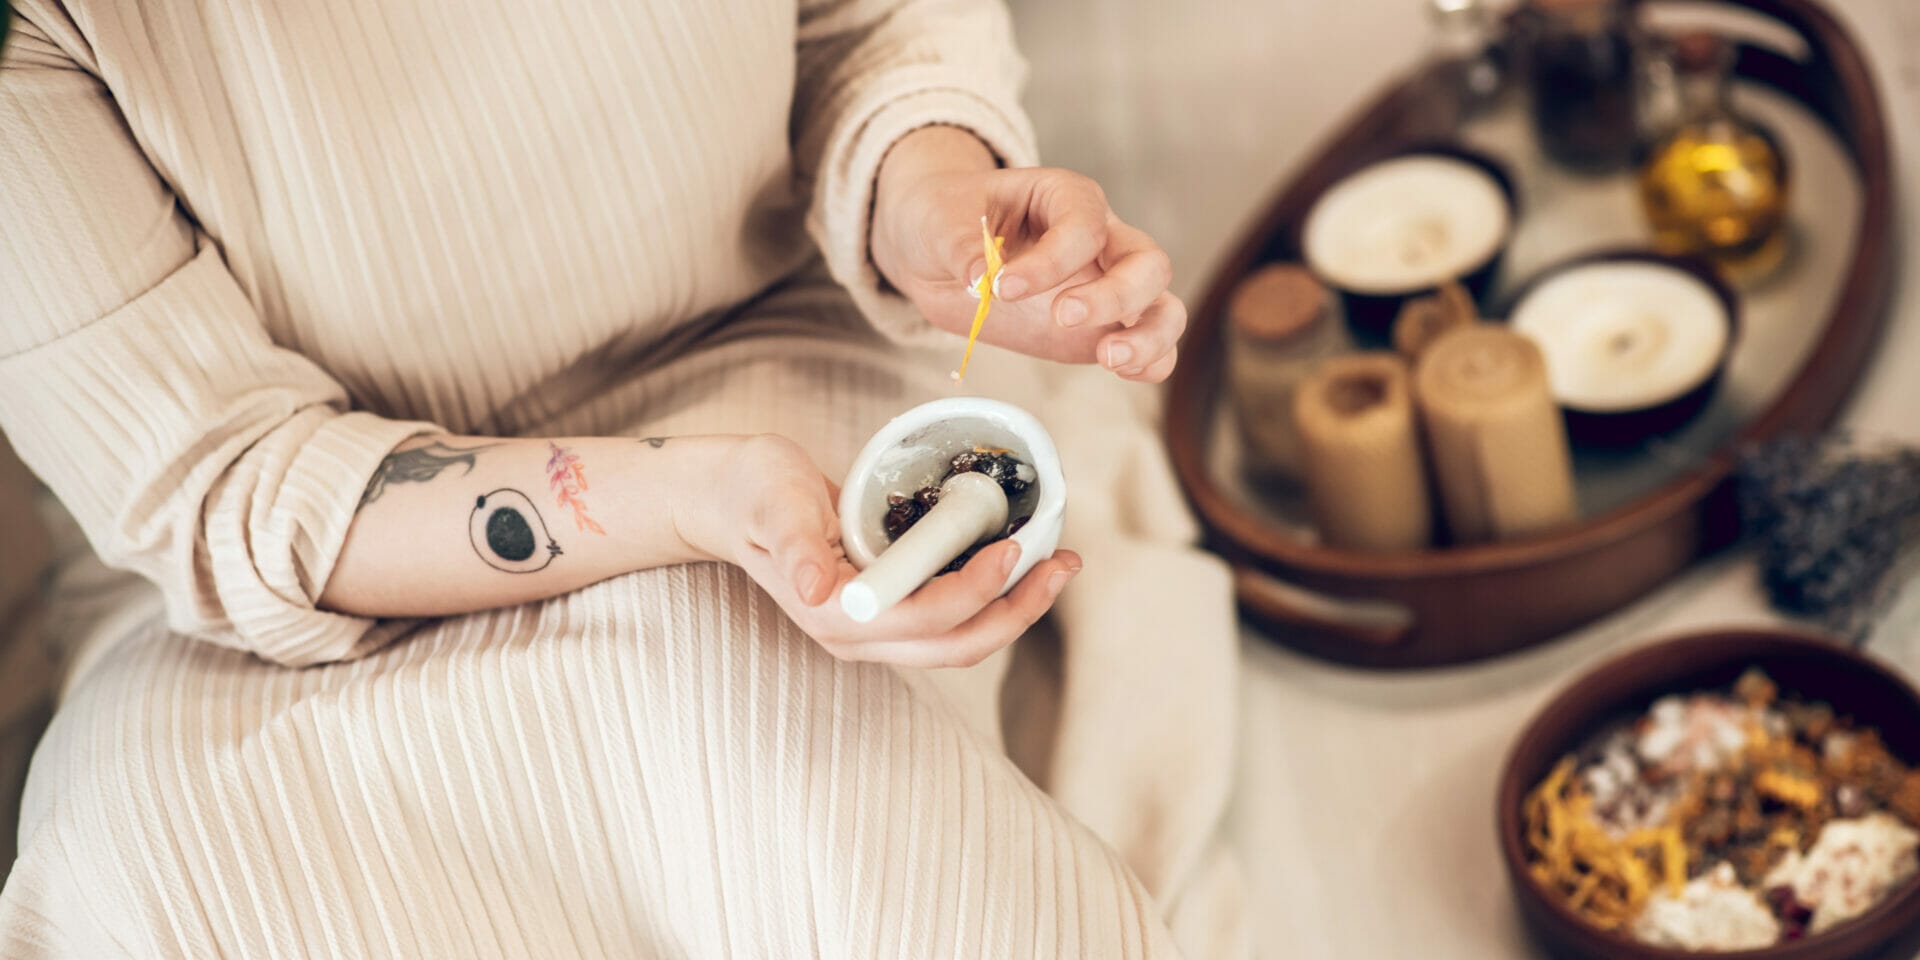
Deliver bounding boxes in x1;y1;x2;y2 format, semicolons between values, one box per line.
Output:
882;447;1036;574
1523;669;1920;951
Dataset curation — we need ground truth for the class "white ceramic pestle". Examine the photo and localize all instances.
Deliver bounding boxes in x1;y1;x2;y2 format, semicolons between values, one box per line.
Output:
838;397;1066;624
839;472;1008;623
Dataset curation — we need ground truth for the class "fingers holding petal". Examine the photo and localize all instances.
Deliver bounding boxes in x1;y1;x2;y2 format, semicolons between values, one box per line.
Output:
994;173;1109;301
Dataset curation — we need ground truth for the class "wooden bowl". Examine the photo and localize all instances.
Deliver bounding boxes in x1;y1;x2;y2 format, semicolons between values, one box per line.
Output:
1496;629;1920;959
1500;248;1742;446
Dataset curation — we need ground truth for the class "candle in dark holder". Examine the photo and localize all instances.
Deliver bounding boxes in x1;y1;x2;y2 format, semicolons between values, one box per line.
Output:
1521;0;1641;174
1301;151;1515;340
1510;255;1736;443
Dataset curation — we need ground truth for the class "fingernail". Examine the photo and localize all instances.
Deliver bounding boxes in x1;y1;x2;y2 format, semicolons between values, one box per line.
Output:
796;562;822;600
1064;555;1084;574
1106;342;1134;369
966;272;984;300
1057;297;1088;328
996;273;1028;300
999;542;1022;576
1047;569;1074;596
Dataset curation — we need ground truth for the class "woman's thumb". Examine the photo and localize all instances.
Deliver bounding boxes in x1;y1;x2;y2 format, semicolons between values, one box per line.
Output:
759;492;841;607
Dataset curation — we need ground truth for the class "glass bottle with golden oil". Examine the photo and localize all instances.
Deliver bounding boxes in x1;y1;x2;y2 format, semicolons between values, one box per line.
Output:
1637;32;1789;280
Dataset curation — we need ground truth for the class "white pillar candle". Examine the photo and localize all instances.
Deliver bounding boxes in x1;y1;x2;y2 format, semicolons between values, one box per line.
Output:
840;471;1010;623
1510;261;1731;414
1413;327;1577;543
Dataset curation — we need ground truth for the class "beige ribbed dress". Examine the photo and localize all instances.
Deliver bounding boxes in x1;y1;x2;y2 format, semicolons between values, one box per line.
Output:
0;1;1244;956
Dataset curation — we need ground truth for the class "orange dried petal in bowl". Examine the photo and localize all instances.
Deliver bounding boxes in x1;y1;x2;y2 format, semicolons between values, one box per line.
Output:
1755;768;1823;810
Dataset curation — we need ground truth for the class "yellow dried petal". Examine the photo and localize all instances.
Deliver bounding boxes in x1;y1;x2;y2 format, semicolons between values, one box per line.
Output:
953;216;1006;383
1662;827;1686;897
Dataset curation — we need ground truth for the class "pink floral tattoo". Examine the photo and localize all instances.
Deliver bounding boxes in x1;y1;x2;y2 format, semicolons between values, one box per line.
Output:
546;442;605;535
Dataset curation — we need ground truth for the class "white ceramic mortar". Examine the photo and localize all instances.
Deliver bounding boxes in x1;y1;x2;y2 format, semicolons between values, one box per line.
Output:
838;397;1067;620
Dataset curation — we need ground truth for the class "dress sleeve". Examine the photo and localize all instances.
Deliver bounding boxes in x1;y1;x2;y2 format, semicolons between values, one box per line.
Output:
0;14;435;666
791;0;1041;343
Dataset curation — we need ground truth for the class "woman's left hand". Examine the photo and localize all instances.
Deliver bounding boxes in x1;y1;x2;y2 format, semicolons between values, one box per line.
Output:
870;126;1185;383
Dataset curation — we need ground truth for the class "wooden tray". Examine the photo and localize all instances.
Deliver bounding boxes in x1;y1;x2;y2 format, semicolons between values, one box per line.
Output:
1165;0;1896;668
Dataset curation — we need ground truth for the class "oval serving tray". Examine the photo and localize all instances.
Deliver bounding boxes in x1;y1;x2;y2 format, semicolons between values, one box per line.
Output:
1165;0;1896;668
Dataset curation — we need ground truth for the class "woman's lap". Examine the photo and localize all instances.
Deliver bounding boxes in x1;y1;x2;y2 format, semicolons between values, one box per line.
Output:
5;562;1171;957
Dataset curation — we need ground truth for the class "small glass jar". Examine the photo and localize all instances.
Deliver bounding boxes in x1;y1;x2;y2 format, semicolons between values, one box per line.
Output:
1226;264;1352;484
1421;0;1508;125
1520;0;1641;173
1637;32;1789;281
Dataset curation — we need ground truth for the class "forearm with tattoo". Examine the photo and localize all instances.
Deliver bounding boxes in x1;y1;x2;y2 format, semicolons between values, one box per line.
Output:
320;433;720;618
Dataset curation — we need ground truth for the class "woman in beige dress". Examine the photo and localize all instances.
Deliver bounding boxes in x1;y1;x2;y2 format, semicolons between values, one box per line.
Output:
0;0;1242;955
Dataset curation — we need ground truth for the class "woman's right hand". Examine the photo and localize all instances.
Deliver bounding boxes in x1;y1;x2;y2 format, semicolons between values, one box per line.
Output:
686;434;1080;668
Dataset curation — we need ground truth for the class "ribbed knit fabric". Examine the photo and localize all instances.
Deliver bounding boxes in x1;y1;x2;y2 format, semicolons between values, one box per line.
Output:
0;1;1241;955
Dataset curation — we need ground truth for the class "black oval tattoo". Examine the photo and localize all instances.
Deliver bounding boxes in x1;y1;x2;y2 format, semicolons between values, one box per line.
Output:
469;489;561;573
487;509;537;561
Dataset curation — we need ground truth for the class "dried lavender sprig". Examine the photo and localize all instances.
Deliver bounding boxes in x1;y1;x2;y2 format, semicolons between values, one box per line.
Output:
1736;434;1920;645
